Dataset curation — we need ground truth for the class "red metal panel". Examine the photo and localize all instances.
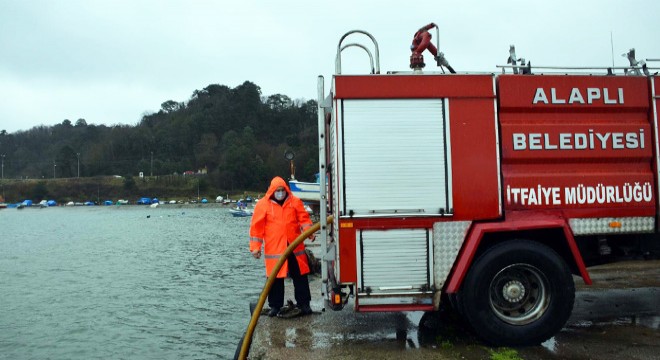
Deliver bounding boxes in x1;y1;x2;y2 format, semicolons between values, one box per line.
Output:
338;223;357;283
355;304;435;312
498;75;655;216
652;76;660;226
334;74;495;99
449;98;501;220
498;75;649;110
341;217;442;229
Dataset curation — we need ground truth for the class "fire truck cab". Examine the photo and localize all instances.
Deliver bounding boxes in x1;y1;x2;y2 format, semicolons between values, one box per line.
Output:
315;27;659;346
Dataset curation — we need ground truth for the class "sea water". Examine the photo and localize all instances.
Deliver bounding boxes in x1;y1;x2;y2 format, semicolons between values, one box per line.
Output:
0;206;262;359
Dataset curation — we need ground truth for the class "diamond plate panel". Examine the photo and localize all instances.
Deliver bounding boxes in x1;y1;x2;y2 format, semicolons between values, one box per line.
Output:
569;217;655;235
433;221;471;289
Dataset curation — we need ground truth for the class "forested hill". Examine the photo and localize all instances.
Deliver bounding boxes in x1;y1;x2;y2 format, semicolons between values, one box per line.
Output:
0;81;319;192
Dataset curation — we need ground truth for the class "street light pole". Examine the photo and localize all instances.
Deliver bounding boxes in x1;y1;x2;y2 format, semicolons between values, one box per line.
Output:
150;151;153;177
77;153;80;178
53;161;56;179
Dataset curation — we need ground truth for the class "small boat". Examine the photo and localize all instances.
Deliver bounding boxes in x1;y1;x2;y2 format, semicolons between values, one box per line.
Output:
136;197;151;205
229;207;253;217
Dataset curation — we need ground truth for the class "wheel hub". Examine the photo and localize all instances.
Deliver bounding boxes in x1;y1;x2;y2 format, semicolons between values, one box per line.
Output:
502;280;525;302
489;263;550;325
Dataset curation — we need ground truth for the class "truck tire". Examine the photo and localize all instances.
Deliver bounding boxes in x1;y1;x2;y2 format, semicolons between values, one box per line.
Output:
457;239;575;346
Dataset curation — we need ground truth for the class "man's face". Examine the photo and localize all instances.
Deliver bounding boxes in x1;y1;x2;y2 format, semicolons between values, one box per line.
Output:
274;186;287;200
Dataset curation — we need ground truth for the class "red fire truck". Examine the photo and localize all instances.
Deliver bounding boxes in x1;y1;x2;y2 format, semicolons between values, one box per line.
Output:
315;24;659;346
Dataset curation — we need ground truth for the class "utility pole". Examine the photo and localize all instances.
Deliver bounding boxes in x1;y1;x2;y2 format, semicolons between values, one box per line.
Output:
77;153;80;178
150;151;153;177
1;154;5;201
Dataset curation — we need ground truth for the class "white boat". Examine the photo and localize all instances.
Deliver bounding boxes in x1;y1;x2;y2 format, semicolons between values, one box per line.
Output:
289;174;320;202
229;207;253;217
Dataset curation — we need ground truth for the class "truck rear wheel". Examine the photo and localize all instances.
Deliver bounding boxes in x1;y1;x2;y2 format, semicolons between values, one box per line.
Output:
457;239;575;346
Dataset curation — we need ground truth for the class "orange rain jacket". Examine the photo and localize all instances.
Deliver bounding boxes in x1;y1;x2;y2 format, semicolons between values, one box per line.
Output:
249;177;313;278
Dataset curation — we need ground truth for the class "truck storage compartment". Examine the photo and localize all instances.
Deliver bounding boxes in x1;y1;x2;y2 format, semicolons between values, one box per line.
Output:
357;228;432;295
340;98;452;216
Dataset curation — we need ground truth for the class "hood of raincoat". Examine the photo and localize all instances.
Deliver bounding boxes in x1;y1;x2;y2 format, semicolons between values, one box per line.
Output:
265;176;291;200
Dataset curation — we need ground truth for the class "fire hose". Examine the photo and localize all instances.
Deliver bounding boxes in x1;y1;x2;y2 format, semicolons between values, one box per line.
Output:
235;215;334;360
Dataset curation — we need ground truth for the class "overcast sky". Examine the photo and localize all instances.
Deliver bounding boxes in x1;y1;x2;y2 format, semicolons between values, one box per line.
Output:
1;0;659;133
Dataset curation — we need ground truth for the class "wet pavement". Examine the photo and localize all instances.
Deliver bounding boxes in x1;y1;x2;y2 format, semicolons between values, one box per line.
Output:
246;257;660;360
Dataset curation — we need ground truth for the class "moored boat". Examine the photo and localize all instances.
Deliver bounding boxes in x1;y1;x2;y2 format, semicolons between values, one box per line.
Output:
229;207;253;217
288;173;321;202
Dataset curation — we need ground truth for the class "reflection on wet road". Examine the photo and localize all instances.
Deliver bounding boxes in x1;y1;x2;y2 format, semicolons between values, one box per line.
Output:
249;260;660;360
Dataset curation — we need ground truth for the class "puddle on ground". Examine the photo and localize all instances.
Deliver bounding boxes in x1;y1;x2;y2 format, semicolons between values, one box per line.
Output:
251;283;659;360
412;310;660;360
252;309;659;360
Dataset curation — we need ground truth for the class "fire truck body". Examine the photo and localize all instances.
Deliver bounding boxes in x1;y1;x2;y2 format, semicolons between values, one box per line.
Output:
326;74;501;309
316;29;659;346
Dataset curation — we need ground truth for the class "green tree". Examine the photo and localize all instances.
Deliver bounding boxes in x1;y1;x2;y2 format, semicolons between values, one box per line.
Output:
31;181;49;201
56;145;77;178
266;94;293;111
161;100;183;113
194;133;219;169
3;80;318;192
123;175;136;191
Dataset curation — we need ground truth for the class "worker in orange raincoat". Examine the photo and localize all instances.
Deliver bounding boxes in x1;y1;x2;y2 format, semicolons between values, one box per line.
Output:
249;176;315;317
